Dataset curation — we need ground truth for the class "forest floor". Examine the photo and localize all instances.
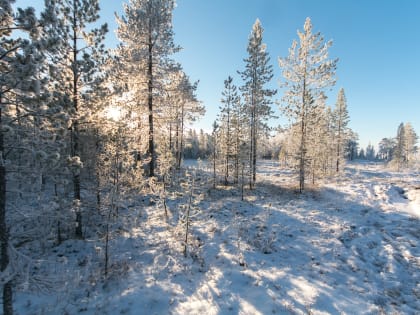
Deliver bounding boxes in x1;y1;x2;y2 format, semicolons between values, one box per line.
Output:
13;160;420;315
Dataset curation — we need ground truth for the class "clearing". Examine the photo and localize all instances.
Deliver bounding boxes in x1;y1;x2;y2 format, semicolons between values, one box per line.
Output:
14;161;420;314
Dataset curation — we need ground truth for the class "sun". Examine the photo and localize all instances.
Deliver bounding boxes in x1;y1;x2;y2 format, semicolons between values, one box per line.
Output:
106;106;122;121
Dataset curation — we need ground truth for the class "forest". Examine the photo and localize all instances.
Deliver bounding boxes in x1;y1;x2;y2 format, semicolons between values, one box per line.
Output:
1;1;419;314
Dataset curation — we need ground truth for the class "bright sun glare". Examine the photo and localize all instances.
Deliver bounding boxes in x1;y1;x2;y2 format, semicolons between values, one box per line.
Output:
106;106;122;121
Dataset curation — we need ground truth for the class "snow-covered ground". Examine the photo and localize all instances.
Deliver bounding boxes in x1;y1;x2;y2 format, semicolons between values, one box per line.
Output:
14;161;419;314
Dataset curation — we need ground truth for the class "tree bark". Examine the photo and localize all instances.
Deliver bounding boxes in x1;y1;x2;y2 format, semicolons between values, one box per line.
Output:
72;2;82;238
1;103;13;315
336;105;342;173
147;31;155;177
252;119;257;184
179;100;184;169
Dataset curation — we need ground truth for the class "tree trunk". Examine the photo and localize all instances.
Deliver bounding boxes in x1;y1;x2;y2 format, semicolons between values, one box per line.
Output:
299;123;305;193
73;120;82;238
179;101;185;169
95;130;101;212
72;3;82;238
249;109;254;190
299;71;307;193
183;177;194;257
252;121;257;184
225;107;230;185
1;104;13;315
234;129;239;184
336;109;342;173
241;162;245;201
299;105;306;193
213;140;217;189
169;120;172;152
336;143;340;172
175;113;180;169
147;32;155;177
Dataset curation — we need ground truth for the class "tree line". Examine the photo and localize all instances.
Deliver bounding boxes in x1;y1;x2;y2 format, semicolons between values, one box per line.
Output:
212;18;352;192
211;17;418;192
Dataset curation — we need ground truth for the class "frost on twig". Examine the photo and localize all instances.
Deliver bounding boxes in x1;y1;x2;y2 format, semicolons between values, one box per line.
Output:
1;244;57;294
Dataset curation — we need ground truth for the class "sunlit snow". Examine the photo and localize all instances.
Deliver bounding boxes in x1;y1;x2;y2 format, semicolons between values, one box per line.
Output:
14;160;420;314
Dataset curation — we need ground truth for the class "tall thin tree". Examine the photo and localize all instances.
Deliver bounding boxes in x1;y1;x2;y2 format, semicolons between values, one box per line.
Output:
332;88;350;172
239;19;276;189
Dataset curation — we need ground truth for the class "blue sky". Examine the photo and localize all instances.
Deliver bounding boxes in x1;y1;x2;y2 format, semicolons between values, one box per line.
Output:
18;0;420;150
169;0;420;150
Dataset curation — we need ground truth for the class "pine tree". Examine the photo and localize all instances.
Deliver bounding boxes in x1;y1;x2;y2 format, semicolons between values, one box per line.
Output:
46;0;108;238
366;143;376;160
403;122;418;164
0;1;58;313
394;123;406;170
163;69;203;169
279;17;337;192
306;96;331;183
332;88;350;172
198;129;209;158
211;121;219;188
219;76;240;184
115;0;179;177
238;19;276;189
231;93;245;184
344;131;359;161
1;4;37;314
392;122;418;169
378;138;395;161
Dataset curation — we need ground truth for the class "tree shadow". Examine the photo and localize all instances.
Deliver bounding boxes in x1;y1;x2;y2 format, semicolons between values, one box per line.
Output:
163;164;420;314
48;160;418;315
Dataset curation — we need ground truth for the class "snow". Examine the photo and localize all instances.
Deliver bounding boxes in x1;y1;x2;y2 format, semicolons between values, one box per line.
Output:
13;160;420;314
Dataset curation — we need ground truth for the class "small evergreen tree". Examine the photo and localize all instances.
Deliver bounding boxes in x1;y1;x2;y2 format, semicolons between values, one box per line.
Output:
219;76;240;184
